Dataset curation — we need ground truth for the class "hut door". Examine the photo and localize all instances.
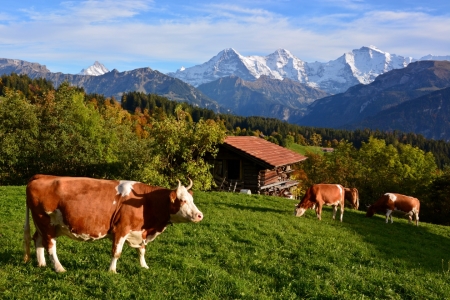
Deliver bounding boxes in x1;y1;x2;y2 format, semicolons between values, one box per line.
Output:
227;159;241;179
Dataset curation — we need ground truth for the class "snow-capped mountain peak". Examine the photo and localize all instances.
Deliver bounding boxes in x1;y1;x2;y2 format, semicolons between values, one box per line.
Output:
167;46;450;94
77;61;109;76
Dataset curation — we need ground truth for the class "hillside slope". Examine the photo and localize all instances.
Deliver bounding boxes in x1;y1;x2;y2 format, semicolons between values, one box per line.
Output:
197;75;329;120
346;86;450;140
2;186;450;299
297;60;450;130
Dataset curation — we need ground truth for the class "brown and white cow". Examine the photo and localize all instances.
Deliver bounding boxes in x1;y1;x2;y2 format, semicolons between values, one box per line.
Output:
23;174;203;273
366;193;420;225
294;184;346;222
344;187;360;210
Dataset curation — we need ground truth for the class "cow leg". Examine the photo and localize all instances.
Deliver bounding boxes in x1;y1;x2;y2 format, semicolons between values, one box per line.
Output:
109;234;129;273
332;205;337;220
385;210;393;223
47;238;66;273
415;212;419;226
137;245;149;269
33;231;46;267
339;203;344;222
315;204;323;220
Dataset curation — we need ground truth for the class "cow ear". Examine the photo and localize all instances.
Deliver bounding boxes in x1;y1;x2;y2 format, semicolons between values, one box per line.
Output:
170;191;177;203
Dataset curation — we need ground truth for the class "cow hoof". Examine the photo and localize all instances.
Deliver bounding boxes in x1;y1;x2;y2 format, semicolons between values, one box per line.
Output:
55;268;66;273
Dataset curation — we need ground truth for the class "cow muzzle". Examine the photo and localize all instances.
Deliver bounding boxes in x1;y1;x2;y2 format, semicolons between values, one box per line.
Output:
294;207;306;217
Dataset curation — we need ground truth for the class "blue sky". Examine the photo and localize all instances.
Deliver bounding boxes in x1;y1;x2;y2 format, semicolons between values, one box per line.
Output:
1;0;449;74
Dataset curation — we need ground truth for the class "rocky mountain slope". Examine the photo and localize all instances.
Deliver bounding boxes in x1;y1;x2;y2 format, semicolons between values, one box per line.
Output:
0;60;220;111
197;75;329;120
346;86;450;140
295;60;450;129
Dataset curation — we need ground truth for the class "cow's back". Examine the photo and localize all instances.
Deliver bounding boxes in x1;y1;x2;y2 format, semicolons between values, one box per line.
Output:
27;175;121;239
392;194;420;212
312;184;344;203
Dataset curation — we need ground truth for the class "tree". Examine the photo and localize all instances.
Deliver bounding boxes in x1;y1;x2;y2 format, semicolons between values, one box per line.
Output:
0;89;39;183
136;105;227;190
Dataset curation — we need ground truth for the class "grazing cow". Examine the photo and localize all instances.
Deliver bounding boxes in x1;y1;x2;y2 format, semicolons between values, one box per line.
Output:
294;184;346;222
366;193;420;225
344;187;360;210
23;174;203;273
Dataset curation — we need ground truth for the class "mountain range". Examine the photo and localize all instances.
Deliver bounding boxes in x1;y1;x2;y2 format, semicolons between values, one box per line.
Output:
168;46;448;94
0;61;221;111
297;60;450;134
1;46;450;139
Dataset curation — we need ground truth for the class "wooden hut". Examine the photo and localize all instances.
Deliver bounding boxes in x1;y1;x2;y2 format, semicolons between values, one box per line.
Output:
208;136;307;196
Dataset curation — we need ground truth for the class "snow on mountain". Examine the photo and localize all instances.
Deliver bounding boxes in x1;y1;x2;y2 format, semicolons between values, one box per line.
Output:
167;48;309;87
417;54;450;61
306;46;413;93
167;46;422;94
77;61;109;76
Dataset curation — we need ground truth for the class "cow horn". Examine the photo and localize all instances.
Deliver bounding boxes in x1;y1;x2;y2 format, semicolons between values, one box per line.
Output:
365;204;371;208
177;180;181;189
186;178;193;190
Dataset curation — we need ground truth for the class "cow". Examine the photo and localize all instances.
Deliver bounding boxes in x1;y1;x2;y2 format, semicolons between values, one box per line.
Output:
23;174;203;273
294;184;346;222
344;187;360;210
366;193;420;226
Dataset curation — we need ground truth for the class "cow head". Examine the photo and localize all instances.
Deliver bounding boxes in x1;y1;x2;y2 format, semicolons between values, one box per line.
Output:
169;179;203;223
294;199;314;217
365;204;375;217
345;188;360;210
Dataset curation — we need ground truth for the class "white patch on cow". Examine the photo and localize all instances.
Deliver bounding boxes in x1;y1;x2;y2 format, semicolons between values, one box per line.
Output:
324;185;344;206
138;247;149;269
115;181;137;197
336;185;343;194
145;229;165;243
35;234;46;267
109;234;129;273
48;238;66;272
385;193;397;202
386;209;393;223
126;230;145;248
295;207;307;217
71;232;108;241
171;186;203;223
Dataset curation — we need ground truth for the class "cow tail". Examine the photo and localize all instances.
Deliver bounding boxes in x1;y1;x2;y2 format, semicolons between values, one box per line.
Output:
23;202;31;263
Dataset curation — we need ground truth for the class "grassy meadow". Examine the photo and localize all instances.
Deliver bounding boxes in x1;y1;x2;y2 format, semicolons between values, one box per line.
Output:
1;186;450;299
287;143;323;155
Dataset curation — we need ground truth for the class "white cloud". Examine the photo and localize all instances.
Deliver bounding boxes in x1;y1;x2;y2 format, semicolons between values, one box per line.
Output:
0;0;449;73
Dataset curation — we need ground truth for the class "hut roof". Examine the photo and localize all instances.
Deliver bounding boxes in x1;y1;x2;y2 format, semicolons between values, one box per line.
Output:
223;136;307;169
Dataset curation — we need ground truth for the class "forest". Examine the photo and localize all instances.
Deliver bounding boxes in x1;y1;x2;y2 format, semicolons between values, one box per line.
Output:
1;73;450;225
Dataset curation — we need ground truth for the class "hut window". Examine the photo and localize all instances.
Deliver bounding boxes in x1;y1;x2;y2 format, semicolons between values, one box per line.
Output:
227;159;241;180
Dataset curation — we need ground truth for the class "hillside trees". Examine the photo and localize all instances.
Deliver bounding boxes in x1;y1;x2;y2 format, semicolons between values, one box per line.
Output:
0;89;39;182
0;82;227;188
136;106;227;189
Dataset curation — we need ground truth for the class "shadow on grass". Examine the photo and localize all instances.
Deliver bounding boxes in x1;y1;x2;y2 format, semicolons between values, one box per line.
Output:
323;207;450;273
0;248;23;266
214;202;287;214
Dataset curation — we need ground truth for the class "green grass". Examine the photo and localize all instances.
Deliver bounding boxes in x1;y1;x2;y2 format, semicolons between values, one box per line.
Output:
1;186;450;299
288;143;324;155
